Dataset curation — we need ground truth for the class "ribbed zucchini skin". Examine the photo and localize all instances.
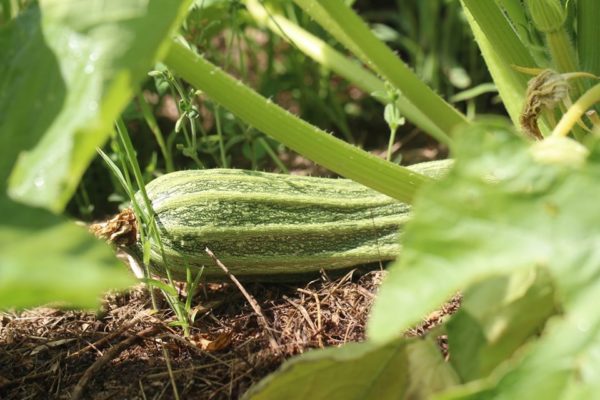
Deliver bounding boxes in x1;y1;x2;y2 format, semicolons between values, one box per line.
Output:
137;160;452;280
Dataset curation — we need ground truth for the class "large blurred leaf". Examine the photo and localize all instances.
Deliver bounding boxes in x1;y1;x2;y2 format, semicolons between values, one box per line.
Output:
2;0;190;213
437;280;600;399
0;1;180;308
446;269;557;382
368;118;600;397
475;280;600;399
0;149;135;308
0;198;135;309
245;336;458;400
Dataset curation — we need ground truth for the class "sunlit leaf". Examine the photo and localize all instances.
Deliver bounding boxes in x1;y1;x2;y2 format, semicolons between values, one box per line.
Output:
0;2;164;309
2;0;190;213
369;118;600;397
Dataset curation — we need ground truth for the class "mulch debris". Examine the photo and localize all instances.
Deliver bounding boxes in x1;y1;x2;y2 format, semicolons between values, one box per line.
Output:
0;269;460;399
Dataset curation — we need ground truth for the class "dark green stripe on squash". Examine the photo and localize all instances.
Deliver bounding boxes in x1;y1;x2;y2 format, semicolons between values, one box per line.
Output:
136;160;452;280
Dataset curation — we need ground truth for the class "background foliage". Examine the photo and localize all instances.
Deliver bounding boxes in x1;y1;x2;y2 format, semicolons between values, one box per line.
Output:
2;0;600;398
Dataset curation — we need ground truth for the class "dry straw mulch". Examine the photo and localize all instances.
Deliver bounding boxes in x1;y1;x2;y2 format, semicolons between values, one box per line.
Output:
0;269;459;400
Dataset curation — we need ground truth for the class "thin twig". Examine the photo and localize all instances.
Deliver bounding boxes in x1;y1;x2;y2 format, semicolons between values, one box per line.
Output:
207;367;256;400
139;379;148;400
68;312;151;358
162;346;180;400
205;247;280;353
71;325;162;400
312;292;324;348
146;362;222;380
0;370;54;390
282;295;316;332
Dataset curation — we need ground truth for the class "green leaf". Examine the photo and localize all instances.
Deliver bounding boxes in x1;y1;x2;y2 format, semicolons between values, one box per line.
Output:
0;3;152;309
438;280;600;400
368;118;600;397
0;198;135;309
2;0;190;213
446;269;557;382
476;286;600;399
369;119;537;340
245;336;459;400
578;0;600;77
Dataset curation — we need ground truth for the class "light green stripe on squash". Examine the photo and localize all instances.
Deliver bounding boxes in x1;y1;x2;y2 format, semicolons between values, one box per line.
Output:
136;159;453;280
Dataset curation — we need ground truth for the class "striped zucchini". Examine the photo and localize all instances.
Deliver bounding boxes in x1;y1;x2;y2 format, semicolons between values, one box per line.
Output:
136;160;452;280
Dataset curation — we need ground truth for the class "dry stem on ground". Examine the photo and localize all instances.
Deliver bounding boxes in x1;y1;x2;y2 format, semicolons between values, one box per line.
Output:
0;268;459;400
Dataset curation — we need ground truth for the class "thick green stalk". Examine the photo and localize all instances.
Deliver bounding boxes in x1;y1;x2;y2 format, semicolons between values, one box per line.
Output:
293;0;465;143
578;0;600;76
546;30;578;74
460;0;552;133
163;40;431;203
245;0;382;95
243;0;446;142
496;0;530;40
291;0;368;67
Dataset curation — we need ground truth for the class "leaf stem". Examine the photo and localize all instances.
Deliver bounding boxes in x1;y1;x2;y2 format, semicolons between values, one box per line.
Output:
386;128;398;162
164;40;431;203
293;0;464;143
552;83;600;137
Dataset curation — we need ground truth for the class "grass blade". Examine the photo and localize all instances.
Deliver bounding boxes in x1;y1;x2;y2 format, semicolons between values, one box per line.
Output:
137;93;175;172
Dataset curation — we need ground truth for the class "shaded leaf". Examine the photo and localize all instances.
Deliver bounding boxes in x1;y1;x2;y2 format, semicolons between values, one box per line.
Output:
0;197;135;309
446;269;557;382
245;337;458;400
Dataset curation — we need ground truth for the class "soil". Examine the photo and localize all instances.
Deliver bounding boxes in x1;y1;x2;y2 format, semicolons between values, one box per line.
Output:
0;268;460;400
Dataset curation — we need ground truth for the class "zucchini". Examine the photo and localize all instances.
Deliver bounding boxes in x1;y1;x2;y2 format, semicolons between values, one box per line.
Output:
134;160;452;280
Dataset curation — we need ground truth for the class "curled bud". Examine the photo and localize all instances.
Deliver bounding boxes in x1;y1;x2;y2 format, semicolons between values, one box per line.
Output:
525;0;566;33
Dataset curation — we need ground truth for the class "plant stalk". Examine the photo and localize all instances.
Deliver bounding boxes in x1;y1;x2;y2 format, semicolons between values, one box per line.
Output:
163;40;431;203
293;0;464;143
244;0;447;143
552;83;600;137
